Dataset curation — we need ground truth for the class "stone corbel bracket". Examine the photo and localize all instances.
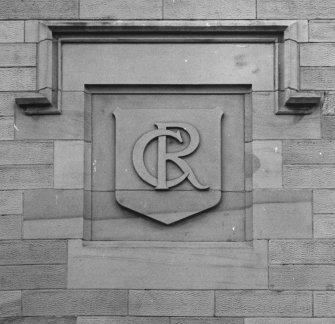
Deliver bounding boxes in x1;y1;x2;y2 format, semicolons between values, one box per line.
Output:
276;23;323;114
15;20;322;116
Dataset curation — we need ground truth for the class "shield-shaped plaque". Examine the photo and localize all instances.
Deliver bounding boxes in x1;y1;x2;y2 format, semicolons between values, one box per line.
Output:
113;107;223;224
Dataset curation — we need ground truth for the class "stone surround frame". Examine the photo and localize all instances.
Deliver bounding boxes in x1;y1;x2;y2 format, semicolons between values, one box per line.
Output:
15;20;323;289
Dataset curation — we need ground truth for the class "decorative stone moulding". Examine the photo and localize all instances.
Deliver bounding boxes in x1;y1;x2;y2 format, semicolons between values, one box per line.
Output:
15;20;323;116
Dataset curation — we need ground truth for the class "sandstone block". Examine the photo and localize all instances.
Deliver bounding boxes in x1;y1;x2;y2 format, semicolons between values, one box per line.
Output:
171;318;243;324
0;291;21;317
253;189;312;239
0;117;14;140
283;140;335;164
0;0;78;19
80;0;162;19
253;141;282;188
68;240;268;289
129;290;214;316
0;165;53;190
23;290;127;316
301;43;335;66
270;265;335;290
270;239;335;264
23;218;83;239
314;292;335;316
54;141;84;189
0;93;16;116
24;21;39;43
0;240;67;265
0;265;66;290
301;67;335;90
314;214;335;238
322;116;335;139
0;142;53;165
24;189;83;220
0;21;24;43
78;317;169;324
163;0;255;19
0;44;36;67
215;290;311;317
0;215;21;239
0;68;35;91
0;191;22;215
314;190;335;213
253;92;321;139
0;317;76;324
310;20;335;42
246;319;335;324
15;91;84;140
258;0;335;19
284;165;335;188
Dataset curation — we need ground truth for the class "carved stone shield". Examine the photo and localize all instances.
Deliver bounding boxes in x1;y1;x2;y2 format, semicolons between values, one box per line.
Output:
113;107;223;224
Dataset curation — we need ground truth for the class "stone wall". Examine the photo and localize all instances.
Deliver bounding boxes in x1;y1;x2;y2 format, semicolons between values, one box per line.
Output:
1;0;335;323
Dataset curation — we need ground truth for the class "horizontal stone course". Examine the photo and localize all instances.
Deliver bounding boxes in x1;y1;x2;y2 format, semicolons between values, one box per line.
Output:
258;0;335;19
0;265;66;290
0;291;21;317
23;290;128;316
283;140;335;164
270;265;335;290
270;240;335;264
129;290;214;316
0;240;67;265
163;0;255;19
0;0;79;19
215;290;312;317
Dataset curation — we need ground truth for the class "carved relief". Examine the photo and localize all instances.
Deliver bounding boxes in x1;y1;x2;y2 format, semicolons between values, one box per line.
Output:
113;107;223;224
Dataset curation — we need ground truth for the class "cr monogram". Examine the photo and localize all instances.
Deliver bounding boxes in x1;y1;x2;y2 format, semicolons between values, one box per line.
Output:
132;122;208;190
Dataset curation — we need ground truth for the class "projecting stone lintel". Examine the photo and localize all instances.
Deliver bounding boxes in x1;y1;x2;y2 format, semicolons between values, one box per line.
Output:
15;20;322;116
